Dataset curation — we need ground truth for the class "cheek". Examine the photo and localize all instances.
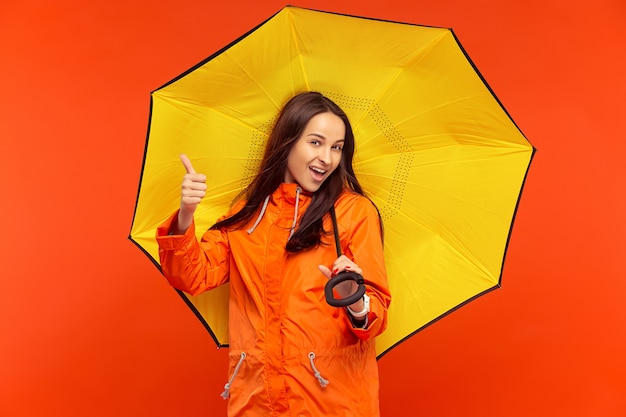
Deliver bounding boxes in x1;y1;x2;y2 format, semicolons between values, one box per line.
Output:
331;155;343;172
331;157;342;174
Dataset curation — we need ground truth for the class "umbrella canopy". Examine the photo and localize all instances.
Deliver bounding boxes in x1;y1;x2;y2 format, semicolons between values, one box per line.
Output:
130;6;534;358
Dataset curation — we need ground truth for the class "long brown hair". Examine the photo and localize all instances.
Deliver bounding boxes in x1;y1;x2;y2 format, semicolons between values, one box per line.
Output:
211;91;365;252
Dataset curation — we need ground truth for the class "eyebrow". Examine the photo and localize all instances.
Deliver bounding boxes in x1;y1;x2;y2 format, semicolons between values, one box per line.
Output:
307;133;345;142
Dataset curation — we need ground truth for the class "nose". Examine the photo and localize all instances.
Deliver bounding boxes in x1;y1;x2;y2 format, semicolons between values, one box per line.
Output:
318;146;331;165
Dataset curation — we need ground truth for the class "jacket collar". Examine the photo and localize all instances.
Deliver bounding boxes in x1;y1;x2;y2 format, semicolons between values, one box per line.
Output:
275;182;312;205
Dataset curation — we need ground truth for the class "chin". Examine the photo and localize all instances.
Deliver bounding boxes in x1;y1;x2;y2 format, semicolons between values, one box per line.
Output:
301;185;320;193
299;181;324;193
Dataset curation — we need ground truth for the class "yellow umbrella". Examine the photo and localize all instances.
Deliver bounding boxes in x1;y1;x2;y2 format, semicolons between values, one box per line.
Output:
129;6;534;358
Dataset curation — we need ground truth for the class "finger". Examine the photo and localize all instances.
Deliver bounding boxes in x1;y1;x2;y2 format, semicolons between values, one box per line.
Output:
182;175;207;190
332;257;361;275
180;154;196;175
332;255;349;270
318;265;332;279
332;255;350;268
182;189;206;199
183;198;205;206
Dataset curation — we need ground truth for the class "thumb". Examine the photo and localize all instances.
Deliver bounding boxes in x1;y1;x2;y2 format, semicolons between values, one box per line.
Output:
180;154;196;174
318;265;332;279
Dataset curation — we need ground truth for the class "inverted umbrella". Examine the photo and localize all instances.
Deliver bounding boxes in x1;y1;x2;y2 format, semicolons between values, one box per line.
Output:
129;6;534;358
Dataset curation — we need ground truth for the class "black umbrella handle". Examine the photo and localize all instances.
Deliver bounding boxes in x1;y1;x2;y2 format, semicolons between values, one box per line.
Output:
325;271;366;307
324;207;367;308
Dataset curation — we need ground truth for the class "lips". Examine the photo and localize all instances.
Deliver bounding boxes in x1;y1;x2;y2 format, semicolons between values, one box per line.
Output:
309;166;326;181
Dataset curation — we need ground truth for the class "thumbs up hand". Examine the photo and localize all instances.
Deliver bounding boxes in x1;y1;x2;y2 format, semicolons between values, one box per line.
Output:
175;154;207;233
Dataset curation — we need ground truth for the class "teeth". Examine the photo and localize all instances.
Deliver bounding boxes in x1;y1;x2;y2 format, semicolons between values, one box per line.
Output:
311;167;326;174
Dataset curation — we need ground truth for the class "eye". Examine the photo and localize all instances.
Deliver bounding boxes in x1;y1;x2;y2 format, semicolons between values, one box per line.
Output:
310;139;320;146
332;144;344;151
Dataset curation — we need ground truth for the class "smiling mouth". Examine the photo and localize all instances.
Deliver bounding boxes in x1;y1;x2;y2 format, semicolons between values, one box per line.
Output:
310;166;327;180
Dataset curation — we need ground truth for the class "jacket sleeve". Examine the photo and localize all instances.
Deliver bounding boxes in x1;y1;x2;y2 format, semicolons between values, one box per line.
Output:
342;196;392;341
156;211;230;296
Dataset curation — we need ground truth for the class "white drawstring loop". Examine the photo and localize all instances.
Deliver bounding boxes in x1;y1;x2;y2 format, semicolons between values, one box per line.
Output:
288;187;301;240
220;352;247;399
308;352;329;388
247;196;270;234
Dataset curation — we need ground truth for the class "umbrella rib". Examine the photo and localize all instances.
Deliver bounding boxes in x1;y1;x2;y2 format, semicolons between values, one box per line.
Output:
155;93;270;138
288;11;311;92
221;52;284;115
356;30;450;131
212;11;312;116
360;30;495;134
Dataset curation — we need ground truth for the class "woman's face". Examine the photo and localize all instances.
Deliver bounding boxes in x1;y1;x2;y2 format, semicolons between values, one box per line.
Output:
284;112;345;192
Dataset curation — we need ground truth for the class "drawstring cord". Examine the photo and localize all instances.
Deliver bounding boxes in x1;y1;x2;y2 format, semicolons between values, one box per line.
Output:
221;352;328;400
288;187;301;240
220;352;247;399
247;196;270;234
247;187;302;240
308;352;329;388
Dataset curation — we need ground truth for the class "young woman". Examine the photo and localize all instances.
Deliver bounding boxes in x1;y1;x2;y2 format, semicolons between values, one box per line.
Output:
156;91;391;416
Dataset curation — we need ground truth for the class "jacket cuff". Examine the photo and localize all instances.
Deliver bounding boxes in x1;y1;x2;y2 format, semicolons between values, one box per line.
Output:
156;211;196;250
348;312;380;340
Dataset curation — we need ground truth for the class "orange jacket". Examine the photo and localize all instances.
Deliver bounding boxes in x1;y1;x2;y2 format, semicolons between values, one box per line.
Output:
157;183;391;416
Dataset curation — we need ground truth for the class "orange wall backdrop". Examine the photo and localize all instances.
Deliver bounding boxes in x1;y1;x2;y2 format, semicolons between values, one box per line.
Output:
1;0;625;416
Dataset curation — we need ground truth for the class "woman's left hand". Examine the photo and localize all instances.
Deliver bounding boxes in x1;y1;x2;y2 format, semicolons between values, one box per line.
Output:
318;255;364;310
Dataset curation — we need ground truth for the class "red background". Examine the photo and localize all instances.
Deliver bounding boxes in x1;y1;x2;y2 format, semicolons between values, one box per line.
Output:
1;1;625;415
